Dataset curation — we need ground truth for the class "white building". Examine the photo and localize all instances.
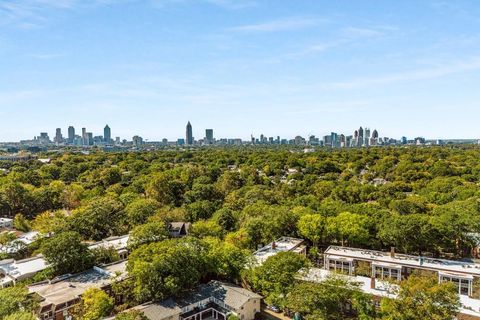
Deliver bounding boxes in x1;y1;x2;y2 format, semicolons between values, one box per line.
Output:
0;256;48;287
299;245;480;319
253;237;306;265
88;234;129;260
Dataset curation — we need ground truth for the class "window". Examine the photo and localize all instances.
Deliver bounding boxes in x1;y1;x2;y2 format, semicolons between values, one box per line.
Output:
329;259;351;274
374;266;401;281
441;275;471;296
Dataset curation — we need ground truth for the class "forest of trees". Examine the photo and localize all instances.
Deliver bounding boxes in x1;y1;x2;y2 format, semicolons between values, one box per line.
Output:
0;145;478;319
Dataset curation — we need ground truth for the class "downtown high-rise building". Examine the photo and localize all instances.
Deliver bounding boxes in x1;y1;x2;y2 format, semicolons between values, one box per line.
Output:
205;129;213;144
68;126;75;144
186;121;193;145
104;125;111;143
54;128;63;144
82;128;87;145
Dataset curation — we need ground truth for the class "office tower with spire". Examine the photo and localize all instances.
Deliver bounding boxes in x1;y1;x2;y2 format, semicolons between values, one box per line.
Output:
186;121;193;145
104;125;111;144
68;126;75;144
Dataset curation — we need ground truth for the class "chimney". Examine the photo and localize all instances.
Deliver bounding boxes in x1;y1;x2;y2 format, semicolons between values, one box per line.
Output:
370;277;376;289
390;247;395;258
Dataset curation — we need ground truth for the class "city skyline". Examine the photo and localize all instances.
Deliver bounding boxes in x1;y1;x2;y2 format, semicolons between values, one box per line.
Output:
1;1;480;140
6;121;477;145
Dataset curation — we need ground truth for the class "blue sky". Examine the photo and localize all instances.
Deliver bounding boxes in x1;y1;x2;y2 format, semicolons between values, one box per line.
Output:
1;0;480;141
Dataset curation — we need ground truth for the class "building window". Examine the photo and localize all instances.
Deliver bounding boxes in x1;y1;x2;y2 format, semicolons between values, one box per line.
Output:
329;259;351;275
441;275;471;296
373;266;401;281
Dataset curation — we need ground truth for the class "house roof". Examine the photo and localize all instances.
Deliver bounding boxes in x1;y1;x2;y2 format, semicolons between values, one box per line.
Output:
325;246;480;277
0;255;48;280
253;237;304;264
28;260;127;307
87;235;129;252
131;281;262;320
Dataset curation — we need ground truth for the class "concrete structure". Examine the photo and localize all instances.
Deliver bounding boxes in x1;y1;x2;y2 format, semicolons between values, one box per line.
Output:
253;237;306;265
130;281;262;320
29;260;128;320
0;256;48;287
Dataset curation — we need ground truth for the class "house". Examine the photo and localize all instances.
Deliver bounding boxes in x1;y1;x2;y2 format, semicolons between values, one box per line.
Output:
253;237;306;265
88;235;130;260
168;222;191;238
299;245;480;320
129;281;262;320
0;255;48;288
29;260;128;320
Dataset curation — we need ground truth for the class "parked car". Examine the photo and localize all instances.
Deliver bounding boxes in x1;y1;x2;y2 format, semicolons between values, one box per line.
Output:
268;305;281;313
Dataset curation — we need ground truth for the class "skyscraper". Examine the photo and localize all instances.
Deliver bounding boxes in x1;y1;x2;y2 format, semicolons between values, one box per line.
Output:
68;126;75;144
54;128;63;144
82;128;87;145
186;121;193;145
358;127;364;147
104;125;111;143
205;129;213;144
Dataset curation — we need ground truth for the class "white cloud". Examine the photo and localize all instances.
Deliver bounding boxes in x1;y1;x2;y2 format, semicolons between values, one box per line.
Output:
325;57;480;90
341;26;385;38
27;53;64;59
230;17;325;33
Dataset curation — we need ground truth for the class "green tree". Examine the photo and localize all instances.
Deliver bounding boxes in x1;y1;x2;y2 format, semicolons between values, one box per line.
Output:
116;310;148;320
378;214;438;255
128;238;205;301
297;214;325;246
4;312;37;320
91;246;120;266
202;237;250;280
146;172;185;207
327;212;370;246
77;288;114;320
69;197;125;240
128;221;169;250
32;210;68;234
190;220;224;239
13;214;30;232
41;231;93;275
380;274;460;320
246;251;309;306
0;286;35;319
125;198;160;227
285;278;376;320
